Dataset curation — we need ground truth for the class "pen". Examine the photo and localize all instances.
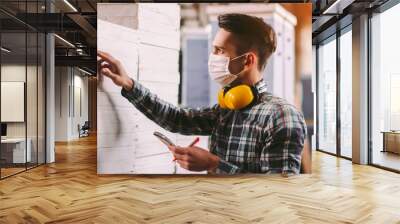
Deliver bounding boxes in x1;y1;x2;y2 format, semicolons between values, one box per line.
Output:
173;137;200;161
188;137;200;147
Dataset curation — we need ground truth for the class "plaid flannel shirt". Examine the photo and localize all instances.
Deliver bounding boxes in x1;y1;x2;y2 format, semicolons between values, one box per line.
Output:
121;80;307;174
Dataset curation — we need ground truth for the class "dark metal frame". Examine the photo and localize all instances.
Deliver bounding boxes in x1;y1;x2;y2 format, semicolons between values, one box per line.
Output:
44;0;47;165
367;10;373;166
0;15;2;179
315;44;319;152
336;24;341;158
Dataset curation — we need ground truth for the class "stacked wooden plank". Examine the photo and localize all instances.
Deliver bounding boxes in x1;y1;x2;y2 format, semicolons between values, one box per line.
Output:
97;17;139;174
98;3;207;174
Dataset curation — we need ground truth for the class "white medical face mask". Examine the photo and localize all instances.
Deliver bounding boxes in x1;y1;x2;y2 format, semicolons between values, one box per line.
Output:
208;53;248;86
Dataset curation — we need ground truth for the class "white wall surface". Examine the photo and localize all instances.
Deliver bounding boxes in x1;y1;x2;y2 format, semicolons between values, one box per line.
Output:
54;67;89;141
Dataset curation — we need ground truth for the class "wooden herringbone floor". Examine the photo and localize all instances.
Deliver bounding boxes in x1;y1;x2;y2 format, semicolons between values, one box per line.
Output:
1;135;400;224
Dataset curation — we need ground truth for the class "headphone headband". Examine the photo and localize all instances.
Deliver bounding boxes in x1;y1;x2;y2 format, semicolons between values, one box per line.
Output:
254;79;267;95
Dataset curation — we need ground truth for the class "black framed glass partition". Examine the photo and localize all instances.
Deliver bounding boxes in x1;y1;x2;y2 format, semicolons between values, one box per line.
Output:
339;25;352;159
370;2;400;172
0;0;46;179
317;35;337;155
1;30;28;177
315;0;400;172
315;24;353;159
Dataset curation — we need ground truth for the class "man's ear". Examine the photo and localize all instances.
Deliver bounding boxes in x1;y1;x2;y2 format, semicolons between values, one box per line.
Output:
244;52;257;68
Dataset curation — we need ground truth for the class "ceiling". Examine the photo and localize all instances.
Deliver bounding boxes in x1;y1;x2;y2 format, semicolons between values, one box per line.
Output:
312;0;391;44
2;0;395;72
0;0;98;74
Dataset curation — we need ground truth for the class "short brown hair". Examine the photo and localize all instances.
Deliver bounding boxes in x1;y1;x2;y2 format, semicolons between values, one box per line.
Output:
218;13;277;71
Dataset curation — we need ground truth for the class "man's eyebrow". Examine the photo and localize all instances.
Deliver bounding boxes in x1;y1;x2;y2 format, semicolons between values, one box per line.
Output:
213;45;225;50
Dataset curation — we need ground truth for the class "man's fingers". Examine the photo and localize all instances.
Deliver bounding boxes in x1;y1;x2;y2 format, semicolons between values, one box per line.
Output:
169;146;190;162
173;153;188;161
101;68;118;80
168;146;186;155
167;145;176;152
99;62;114;71
177;160;189;170
98;50;112;60
97;51;119;67
173;147;187;155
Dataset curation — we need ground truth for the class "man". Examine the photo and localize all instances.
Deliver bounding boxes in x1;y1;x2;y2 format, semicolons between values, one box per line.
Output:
98;13;307;175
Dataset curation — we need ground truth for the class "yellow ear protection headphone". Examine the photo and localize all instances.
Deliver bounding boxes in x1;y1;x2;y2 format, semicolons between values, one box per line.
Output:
218;80;267;110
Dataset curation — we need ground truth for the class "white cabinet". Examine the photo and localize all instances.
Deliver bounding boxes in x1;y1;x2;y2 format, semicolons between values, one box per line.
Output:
0;138;32;163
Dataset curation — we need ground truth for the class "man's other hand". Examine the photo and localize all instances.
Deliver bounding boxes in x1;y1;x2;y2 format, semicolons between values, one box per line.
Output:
97;50;134;91
168;145;220;172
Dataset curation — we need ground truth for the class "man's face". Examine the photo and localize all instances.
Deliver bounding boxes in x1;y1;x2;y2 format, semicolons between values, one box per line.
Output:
212;28;238;58
212;28;246;74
